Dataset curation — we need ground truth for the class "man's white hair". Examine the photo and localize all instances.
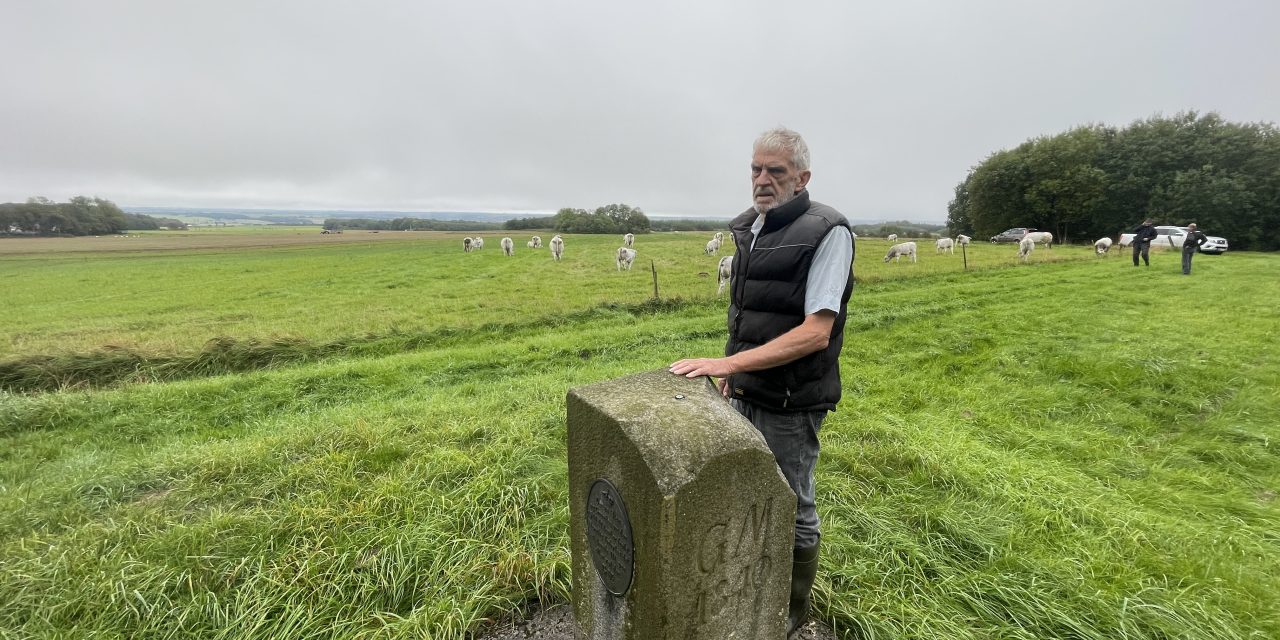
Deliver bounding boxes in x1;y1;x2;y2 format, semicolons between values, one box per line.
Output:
753;127;810;172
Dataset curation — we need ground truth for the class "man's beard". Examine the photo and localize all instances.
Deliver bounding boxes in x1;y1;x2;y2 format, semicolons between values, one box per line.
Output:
753;187;798;215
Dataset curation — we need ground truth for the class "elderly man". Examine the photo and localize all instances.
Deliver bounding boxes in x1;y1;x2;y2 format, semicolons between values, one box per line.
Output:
670;127;854;636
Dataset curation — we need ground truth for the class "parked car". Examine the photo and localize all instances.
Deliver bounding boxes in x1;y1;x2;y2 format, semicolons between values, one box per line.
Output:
1195;230;1229;254
989;227;1034;243
1118;226;1229;254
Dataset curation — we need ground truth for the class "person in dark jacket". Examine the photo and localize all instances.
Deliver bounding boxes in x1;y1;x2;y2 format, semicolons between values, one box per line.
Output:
670;127;854;637
1182;223;1209;275
1131;218;1158;266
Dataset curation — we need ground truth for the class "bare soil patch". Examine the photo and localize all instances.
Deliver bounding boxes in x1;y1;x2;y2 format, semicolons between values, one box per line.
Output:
475;602;837;640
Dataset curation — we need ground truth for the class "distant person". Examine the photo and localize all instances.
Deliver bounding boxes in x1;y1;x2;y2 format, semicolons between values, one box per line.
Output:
1131;218;1158;267
670;127;854;636
1181;223;1208;275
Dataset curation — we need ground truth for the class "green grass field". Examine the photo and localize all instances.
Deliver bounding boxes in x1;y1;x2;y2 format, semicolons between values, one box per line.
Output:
0;232;1081;361
1;230;1276;639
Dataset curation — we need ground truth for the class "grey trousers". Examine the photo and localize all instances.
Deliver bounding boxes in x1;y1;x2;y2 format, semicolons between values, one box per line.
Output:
1132;242;1150;266
731;399;825;548
1182;249;1196;274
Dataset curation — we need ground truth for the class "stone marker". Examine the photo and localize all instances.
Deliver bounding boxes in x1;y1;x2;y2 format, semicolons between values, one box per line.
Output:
567;369;795;639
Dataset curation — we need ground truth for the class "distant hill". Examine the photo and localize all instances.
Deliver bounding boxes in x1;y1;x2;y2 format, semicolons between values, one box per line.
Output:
123;207;551;226
122;207;944;229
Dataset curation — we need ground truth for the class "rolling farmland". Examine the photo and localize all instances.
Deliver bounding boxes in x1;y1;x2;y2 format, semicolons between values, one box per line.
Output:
1;229;1276;639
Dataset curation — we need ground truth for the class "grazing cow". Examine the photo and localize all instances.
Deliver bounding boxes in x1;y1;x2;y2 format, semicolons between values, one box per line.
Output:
472;237;484;250
1022;231;1053;248
956;234;971;246
463;237;473;253
616;247;637;271
717;255;733;296
705;237;721;255
501;237;515;256
884;241;917;263
887;233;898;242
527;235;542;249
1094;236;1113;256
550;235;564;261
623;233;635;247
1018;236;1035;261
936;237;955;254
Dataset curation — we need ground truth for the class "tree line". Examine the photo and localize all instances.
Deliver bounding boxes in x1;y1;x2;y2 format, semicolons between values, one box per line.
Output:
505;203;652;234
122;212;188;230
322;218;504;232
853;220;949;238
947;112;1280;250
0;197;186;236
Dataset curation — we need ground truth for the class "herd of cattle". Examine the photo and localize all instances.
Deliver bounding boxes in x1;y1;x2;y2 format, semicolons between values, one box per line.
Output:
461;226;1119;295
882;229;1116;264
461;231;734;293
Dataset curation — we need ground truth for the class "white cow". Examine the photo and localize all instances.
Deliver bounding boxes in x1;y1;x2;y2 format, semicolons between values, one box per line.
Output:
884;241;917;263
1022;231;1053;248
463;237;473;253
936;237;955;254
623;233;635;247
956;234;971;246
500;237;515;256
527;235;542;249
705;237;722;255
550;235;564;261
1094;236;1113;256
472;236;484;250
887;233;898;242
1018;236;1035;261
717;255;733;296
616;247;637;271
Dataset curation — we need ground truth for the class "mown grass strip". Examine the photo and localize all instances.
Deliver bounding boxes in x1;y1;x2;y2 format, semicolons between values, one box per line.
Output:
0;254;1094;395
0;296;707;394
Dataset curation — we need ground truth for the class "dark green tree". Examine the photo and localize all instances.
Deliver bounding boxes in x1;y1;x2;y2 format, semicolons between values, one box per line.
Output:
954;112;1279;249
594;203;651;234
1;196;127;235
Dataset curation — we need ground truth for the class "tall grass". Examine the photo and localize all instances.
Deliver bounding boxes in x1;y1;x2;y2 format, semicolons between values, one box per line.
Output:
1;235;1276;639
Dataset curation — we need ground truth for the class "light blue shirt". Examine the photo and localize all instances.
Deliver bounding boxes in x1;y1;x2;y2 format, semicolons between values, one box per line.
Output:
749;214;853;315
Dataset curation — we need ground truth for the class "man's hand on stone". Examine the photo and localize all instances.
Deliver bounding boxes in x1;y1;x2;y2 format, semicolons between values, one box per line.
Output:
669;358;734;398
668;357;734;379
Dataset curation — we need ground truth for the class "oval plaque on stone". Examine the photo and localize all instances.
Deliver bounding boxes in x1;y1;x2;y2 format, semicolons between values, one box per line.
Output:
585;478;634;596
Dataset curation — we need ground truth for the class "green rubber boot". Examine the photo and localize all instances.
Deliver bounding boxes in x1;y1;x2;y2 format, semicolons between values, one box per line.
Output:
787;542;820;637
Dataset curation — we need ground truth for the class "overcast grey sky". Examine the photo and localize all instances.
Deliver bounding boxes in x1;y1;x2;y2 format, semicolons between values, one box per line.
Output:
2;1;1277;221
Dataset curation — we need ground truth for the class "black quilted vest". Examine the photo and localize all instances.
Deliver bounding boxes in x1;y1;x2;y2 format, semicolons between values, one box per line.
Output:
725;190;854;412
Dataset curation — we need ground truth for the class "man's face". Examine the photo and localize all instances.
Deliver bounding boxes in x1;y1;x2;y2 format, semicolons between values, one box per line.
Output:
751;149;811;214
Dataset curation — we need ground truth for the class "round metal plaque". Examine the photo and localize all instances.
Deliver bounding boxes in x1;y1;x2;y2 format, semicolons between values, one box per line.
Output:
585;478;634;597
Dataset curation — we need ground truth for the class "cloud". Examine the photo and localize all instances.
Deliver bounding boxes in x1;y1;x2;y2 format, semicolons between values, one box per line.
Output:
2;0;1277;222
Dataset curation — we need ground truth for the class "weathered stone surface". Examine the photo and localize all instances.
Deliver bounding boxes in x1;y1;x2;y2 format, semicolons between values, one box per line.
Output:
568;369;794;639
